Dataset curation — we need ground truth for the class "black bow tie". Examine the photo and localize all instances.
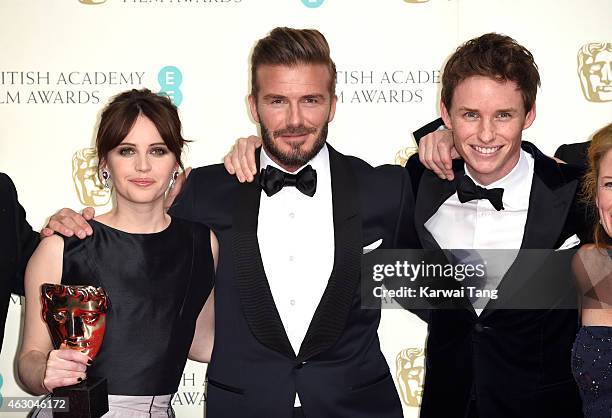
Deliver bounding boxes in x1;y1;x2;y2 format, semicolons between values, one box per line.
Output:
456;175;504;211
259;165;317;197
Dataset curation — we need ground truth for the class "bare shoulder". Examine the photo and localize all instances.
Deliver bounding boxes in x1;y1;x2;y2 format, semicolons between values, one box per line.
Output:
576;243;604;260
26;235;64;285
574;244;611;276
34;235;64;257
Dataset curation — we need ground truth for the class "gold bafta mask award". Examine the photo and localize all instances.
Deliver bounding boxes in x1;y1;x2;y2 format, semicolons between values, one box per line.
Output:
396;348;425;407
41;284;110;418
577;43;612;103
395;146;418;167
72;148;111;207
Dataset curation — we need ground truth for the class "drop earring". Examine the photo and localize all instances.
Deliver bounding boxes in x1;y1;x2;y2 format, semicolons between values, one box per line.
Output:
169;171;179;189
101;170;111;189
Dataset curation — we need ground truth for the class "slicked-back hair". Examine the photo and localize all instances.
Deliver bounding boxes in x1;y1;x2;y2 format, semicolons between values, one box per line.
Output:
441;33;540;113
96;88;188;171
250;27;337;97
582;123;612;247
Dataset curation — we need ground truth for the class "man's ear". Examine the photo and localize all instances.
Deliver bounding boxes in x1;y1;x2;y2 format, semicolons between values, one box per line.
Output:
328;95;338;123
440;100;453;130
523;102;536;130
248;94;260;124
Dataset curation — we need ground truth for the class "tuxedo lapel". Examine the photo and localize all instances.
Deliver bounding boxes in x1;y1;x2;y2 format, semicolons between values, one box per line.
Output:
231;150;296;359
413;164;475;312
482;143;578;314
297;145;362;362
414;169;461;251
519;142;579;250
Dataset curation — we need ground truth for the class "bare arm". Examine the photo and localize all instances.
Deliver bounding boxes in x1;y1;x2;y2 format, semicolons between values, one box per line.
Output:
18;236;89;394
189;289;215;363
188;231;218;363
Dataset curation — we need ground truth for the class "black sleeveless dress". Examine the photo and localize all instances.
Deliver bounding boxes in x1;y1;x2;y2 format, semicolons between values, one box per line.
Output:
60;217;214;396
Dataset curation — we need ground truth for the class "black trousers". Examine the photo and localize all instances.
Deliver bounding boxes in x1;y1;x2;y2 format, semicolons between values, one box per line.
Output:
293;407;305;418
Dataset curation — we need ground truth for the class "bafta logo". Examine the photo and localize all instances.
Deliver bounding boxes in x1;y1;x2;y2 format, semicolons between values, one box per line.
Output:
79;0;107;4
395;146;418;167
577;43;612;102
396;348;425;407
72;148;111;207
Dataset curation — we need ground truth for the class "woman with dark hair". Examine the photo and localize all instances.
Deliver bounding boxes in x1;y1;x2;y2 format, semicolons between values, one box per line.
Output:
571;122;612;418
18;89;216;417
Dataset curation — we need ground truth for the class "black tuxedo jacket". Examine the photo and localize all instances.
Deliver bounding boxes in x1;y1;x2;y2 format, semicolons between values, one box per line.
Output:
404;142;587;418
171;145;417;418
0;173;38;352
554;141;590;168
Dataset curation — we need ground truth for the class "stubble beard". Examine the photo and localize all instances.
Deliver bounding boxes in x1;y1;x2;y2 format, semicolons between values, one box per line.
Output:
259;112;329;170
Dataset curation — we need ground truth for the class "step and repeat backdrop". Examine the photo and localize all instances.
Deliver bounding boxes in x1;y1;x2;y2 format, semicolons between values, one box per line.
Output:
1;0;610;416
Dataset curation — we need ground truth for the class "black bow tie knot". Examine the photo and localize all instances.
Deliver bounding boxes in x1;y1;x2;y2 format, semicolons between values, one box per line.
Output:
259;165;317;197
456;175;505;211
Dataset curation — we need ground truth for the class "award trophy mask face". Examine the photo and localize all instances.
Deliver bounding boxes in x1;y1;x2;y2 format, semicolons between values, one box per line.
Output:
396;348;425;407
578;43;612;102
41;284;109;359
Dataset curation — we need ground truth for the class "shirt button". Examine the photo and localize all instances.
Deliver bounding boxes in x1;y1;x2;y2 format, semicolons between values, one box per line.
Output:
290;299;296;306
289;212;295;219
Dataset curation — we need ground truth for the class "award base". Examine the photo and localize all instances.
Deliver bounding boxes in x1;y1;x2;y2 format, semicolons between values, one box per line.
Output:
52;376;109;418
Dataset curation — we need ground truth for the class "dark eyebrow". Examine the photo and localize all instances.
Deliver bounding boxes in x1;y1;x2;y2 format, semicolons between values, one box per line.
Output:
118;142;167;147
262;94;287;101
303;94;326;100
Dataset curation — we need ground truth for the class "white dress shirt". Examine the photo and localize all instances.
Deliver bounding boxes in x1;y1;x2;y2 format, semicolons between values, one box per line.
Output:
425;149;535;313
257;145;335;406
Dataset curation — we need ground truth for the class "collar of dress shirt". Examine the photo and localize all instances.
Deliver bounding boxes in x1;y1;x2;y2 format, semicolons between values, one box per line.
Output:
464;148;533;210
260;143;330;179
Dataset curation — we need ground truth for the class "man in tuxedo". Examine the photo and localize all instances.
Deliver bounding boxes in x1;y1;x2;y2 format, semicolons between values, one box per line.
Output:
172;27;419;418
46;28;416;418
405;33;587;418
0;173;38;352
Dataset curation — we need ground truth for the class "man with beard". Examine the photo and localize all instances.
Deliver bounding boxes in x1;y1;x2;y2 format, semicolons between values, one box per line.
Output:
45;27;416;418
